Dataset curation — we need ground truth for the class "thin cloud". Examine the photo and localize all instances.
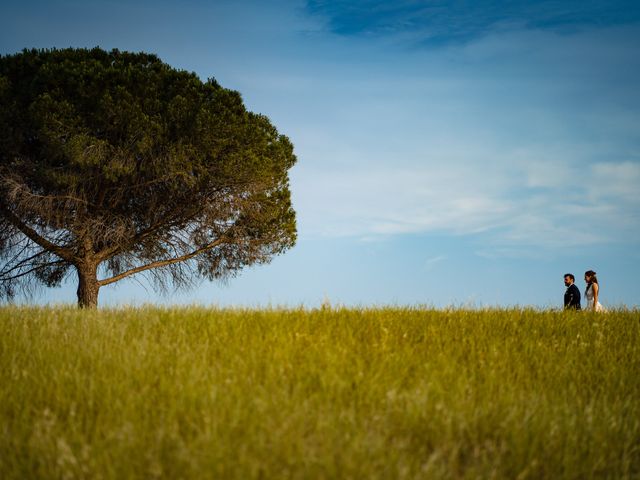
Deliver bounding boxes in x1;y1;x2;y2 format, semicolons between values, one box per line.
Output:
305;0;640;44
425;254;447;270
293;158;639;249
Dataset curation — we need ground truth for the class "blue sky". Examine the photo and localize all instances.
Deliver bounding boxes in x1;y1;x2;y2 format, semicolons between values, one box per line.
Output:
1;0;639;307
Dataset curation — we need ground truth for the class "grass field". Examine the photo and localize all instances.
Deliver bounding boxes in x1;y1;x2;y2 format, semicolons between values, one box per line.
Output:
1;306;639;479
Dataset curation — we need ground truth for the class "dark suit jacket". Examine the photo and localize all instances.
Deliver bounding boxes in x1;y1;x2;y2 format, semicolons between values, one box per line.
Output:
564;284;581;310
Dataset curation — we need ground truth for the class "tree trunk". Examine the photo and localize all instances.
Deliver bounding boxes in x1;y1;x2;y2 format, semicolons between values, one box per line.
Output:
76;263;99;308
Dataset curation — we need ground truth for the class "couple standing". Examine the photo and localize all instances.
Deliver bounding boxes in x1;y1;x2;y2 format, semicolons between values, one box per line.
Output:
564;270;604;311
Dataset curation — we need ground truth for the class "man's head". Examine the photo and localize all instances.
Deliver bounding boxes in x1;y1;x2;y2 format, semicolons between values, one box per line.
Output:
564;273;575;287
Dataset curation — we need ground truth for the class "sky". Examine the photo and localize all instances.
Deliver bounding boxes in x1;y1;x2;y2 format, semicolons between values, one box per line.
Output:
1;0;639;308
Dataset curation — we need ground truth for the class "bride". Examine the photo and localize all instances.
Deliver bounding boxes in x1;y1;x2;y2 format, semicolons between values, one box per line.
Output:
584;270;604;312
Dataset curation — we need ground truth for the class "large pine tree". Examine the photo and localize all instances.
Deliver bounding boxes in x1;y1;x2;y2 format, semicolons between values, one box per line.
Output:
0;48;297;307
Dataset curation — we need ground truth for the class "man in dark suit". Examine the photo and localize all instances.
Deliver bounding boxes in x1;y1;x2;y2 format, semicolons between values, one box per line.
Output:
564;273;581;310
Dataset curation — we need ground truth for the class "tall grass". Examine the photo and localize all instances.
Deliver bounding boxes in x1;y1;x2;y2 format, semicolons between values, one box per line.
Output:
1;306;639;479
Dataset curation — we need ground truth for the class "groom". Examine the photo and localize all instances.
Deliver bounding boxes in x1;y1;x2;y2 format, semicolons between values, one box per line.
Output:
563;273;581;310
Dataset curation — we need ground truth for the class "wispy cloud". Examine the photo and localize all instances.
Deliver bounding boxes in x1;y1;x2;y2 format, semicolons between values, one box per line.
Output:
252;14;640;255
305;0;640;44
590;162;640;203
294;156;639;249
425;254;447;270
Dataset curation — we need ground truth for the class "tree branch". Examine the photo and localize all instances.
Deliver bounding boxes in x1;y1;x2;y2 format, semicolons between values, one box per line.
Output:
0;260;65;282
94;200;210;262
0;204;74;262
0;250;47;277
98;237;226;287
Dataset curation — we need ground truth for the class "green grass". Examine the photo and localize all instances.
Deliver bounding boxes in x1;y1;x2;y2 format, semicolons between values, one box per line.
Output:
1;306;639;479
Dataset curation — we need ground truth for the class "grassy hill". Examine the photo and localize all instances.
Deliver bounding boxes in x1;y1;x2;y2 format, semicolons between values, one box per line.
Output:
1;306;638;479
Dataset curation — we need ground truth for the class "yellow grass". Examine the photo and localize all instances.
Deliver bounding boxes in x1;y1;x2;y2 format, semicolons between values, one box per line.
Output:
1;306;639;479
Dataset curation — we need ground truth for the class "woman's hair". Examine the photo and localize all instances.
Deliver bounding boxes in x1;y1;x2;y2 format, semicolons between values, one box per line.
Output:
585;270;598;284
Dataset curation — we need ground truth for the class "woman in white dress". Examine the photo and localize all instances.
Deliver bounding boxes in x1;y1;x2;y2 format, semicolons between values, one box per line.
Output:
584;270;604;312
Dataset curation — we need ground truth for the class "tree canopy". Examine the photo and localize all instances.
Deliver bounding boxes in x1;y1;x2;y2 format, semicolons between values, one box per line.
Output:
0;48;297;307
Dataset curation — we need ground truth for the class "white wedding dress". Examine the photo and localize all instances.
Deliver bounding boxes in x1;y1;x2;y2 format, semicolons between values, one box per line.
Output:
584;285;605;312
